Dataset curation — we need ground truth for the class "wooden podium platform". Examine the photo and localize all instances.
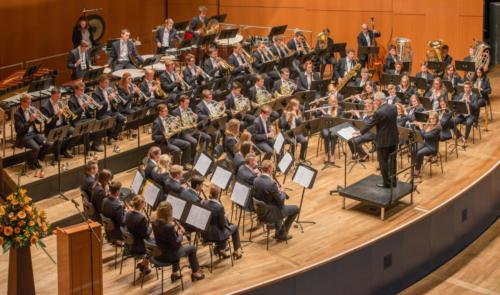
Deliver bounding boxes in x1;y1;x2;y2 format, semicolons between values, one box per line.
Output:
56;221;103;295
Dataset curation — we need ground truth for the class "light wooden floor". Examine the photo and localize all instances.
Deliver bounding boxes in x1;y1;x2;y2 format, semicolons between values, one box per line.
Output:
401;219;500;295
1;71;499;294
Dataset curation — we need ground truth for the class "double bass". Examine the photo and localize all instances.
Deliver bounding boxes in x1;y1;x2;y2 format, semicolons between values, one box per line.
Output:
367;17;387;81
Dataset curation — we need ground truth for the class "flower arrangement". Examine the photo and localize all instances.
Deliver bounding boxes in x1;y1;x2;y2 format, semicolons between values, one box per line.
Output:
0;188;50;252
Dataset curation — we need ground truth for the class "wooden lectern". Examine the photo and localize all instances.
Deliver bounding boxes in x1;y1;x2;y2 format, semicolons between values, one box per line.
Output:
56;221;103;295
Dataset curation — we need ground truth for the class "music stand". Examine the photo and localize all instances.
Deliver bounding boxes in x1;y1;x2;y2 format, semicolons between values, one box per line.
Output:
427;61;445;73
273;132;286;155
92;117;116;168
47;125;70;193
402;61;412;73
218;28;238;40
268;25;287;40
125;108;147;147
173;20;189;32
83;67;105;83
455;60;475;72
23;64;41;79
419;96;433;110
332;43;347;58
415;112;429;123
73;119;96;165
294;90;316;105
442;80;454;93
380;74;402;86
28;78;53;99
192;151;214;179
209;14;227;23
210;165;233;195
299;51;315;64
335;122;363;173
142;56;159;68
143;180;163;210
166;194;189;220
258;60;277;74
359;46;379;57
184;202;213;232
410;77;428;90
277;152;294;184
277;55;295;70
310;79;331;96
292;163;318;232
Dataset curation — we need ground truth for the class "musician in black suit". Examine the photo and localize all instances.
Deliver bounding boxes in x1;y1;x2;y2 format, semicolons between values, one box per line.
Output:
396;75;415;105
201;186;243;259
160;60;185;104
254;160;298;241
203;47;224;80
442;64;462;98
124;195;151;273
269;36;289;59
413;112;442;177
354;67;372;88
473;68;492;106
453;82;479;146
188;5;209;35
80;160;98;199
183;54;207;88
144;146;165;183
416;63;434;81
67;40;92;80
354;92;399;188
14;94;51;170
107;29;144;71
165;165;184;196
249;75;279;122
279;99;308;161
195;89;222;148
386;84;400;105
334;48;357;80
90;169;112;222
101;181;126;241
315;28;335;78
389;62;406;76
357;23;381;66
236;153;259;187
225;82;255;128
180;176;203;203
152;201;205;282
272;67;297;95
383;45;399;73
139;69;164;107
287;31;309;75
441;45;453;65
41;88;74;164
437;98;460;141
151;104;191;165
155;18;181;54
297;60;320;91
348;100;376;162
227;43;251;79
251;105;275;159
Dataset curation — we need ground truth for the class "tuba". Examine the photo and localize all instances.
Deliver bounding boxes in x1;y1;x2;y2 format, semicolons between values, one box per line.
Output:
466;40;491;80
426;40;444;62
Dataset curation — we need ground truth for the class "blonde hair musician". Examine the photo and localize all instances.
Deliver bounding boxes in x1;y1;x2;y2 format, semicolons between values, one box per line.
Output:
413;111;441;178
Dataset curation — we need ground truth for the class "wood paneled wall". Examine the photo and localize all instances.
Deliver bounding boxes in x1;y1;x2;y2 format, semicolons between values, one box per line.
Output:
0;0;166;81
168;0;484;74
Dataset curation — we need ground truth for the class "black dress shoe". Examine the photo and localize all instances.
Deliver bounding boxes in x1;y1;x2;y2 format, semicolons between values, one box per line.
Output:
34;161;42;169
275;234;293;241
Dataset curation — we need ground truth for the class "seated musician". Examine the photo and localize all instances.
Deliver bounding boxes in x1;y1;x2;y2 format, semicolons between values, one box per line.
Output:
223;119;240;159
272;67;297;96
195;89;222;147
188;5;209;35
225;81;255;129
139;69;164;107
227;43;252;80
183;54;207;88
165;164;184;196
357;23;381;66
406;94;426;126
279;98;308;161
67;40;91;80
155;18;181;54
334;48;357;81
101;181;127;240
68;81;99;152
14;94;51;170
269;36;289;60
473;68;492;107
395;103;409;127
318;95;344;164
425;77;448;110
253;41;280;86
179;175;203;203
90;169;112;221
251;105;275;160
203;47;224;79
235;140;254;173
160;60;186;104
325;82;344;101
249;75;279;122
80;159;98;199
287;31;309;75
254;160;299;241
153;154;174;194
107;28;144;71
237;152;260;187
390;61;406;76
413;111;442;178
314;28;335;78
151;104;191;165
41;88;75;165
416;63;434;82
441;44;453;65
297;60;320;92
351;81;376;103
117;72;141;115
124;195;151;274
383;45;400;73
453;81;479;146
386;84;400;105
144;146;166;183
347;99;376;162
171;95;211;154
354;67;372;88
201;186;243;259
442;64;462;97
92;76;127;146
396;75;415;105
437;98;460;141
152;201;205;282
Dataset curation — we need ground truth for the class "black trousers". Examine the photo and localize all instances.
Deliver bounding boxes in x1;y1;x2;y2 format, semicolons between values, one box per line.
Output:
21;133;51;165
377;145;397;186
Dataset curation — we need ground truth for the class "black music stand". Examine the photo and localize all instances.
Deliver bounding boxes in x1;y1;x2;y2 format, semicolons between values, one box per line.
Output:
342;85;362;97
125;108;148;147
410;77;428;90
415;111;429;123
142;56;159;68
92;117;116;168
173;20;189;32
83;67;105;84
455;60;475;72
332;43;347;58
402;61;412;73
23;64;41;79
292;163;318;232
277;55;295;70
359;46;379;60
310;79;331;96
28;78;53;99
442;80;454;93
419;96;433;110
427;61;445;73
206;115;227;145
380;74;402;86
268;25;287;40
47;125;70;193
196;33;217;47
209;14;227;23
258;60;277;74
73;119;96;165
219;28;238;41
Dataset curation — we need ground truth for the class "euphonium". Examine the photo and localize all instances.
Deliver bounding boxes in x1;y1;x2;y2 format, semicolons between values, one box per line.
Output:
317;32;328;50
426;40;444;62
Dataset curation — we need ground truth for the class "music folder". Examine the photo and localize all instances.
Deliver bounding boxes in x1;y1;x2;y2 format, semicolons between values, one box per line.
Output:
210;165;232;190
268;25;287;39
278;152;294;175
292;164;318;189
230;181;251;208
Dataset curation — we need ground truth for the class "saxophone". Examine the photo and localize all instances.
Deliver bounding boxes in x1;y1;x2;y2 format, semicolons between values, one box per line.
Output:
337;63;361;93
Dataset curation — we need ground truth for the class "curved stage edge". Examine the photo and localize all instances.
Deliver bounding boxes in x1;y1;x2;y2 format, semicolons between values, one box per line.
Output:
232;162;500;295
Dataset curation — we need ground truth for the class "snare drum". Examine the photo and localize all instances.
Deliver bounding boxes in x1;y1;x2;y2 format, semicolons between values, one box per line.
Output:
112;69;145;80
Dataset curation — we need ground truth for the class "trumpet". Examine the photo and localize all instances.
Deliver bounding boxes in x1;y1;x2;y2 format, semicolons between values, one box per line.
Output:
196;65;212;80
132;83;150;104
174;70;191;91
153;79;168;99
216;57;234;73
109;87;128;106
28;106;49;123
81;93;103;110
58;98;77;120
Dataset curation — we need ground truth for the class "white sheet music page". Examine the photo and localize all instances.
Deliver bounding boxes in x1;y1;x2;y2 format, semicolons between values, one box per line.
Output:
293;166;314;188
166;195;187;220
231;182;250;207
278;152;293;173
273;132;285;153
194;153;212;176
186;205;211;230
211;166;232;189
337;126;357;141
131;170;144;194
143;181;160;207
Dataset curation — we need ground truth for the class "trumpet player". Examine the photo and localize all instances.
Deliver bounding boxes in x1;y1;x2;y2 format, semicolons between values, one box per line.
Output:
160;60;186;104
203;47;224;79
279;98;308;161
117;72;140;114
68;82;99;153
253;41;280;86
251;105;275;160
171;95;211;154
41;88;75;164
14;94;52;170
227;43;252;79
183;54;208;88
139;69;164;107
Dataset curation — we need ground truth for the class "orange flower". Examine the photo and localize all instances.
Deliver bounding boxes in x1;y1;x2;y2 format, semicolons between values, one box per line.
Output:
17;210;26;219
14;227;21;234
8;212;16;221
41;223;48;232
24;205;32;213
0;206;5;216
6;194;13;201
15;236;21;243
19;188;27;196
4;226;13;236
23;196;32;203
28;221;35;227
30;236;38;244
11;199;19;206
18;221;26;227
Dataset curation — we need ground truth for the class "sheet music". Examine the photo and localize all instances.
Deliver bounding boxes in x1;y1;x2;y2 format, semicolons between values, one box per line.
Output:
211;166;232;189
278;152;293;173
194;153;212;176
273;132;285;153
337;126;357;141
131;170;144;194
293;166;315;188
231;182;250;207
143;181;160;207
166;195;187;220
185;205;211;231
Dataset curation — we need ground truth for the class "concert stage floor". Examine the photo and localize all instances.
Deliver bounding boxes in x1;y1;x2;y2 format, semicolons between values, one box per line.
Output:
0;72;499;294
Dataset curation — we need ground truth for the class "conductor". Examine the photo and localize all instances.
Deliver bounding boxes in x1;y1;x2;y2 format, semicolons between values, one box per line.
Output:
353;92;399;188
